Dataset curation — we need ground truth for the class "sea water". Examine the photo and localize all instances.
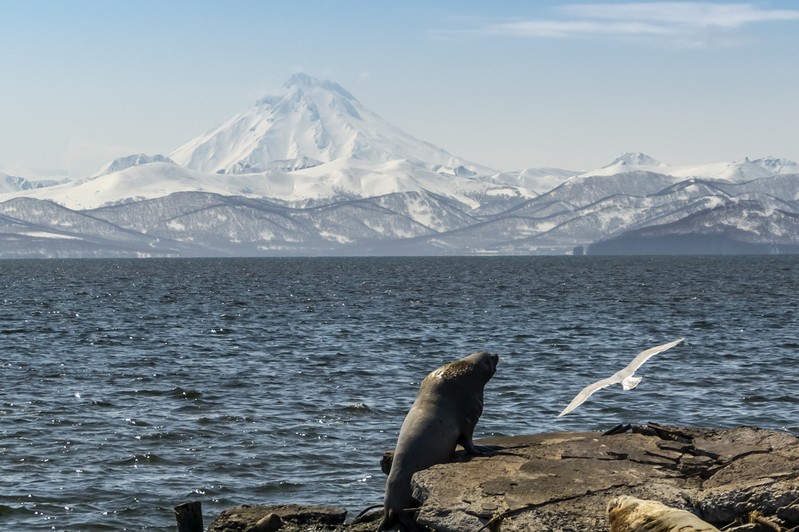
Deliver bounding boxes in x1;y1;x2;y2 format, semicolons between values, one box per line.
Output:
1;256;798;530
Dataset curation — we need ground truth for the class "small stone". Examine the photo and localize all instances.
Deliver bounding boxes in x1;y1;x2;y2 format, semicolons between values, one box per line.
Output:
250;513;282;532
777;503;799;524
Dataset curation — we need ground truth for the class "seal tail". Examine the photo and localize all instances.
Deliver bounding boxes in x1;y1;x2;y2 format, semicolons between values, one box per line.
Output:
350;503;383;524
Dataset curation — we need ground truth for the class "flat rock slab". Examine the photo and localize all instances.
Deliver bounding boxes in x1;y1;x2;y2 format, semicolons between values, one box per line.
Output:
412;424;799;531
205;424;799;531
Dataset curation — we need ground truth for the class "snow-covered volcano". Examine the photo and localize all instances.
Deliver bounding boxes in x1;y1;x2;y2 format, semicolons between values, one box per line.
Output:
170;73;489;176
4;74;508;210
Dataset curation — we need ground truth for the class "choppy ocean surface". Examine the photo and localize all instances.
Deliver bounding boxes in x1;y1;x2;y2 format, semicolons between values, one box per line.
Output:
1;256;798;530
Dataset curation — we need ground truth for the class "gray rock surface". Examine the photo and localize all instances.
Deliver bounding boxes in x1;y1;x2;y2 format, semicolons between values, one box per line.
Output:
205;424;798;531
411;424;799;531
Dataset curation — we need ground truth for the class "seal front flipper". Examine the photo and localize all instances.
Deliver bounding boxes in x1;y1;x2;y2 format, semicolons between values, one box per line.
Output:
472;444;504;455
458;434;502;456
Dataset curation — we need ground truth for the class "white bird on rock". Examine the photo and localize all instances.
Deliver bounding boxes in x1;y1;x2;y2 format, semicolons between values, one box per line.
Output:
558;338;685;417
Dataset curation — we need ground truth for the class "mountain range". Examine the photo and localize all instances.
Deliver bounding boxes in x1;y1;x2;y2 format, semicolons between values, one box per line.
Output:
1;73;798;258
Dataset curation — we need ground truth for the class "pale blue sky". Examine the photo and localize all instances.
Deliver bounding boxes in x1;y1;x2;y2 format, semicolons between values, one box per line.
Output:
1;1;798;178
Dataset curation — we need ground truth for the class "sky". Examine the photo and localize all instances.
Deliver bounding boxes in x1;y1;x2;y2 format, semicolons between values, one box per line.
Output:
1;0;798;178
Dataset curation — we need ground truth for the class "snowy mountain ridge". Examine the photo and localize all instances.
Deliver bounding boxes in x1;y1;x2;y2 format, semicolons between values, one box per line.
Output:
93;153;176;178
1;172;67;194
6;148;796;212
1;74;798;257
580;152;798;182
0;72;795;209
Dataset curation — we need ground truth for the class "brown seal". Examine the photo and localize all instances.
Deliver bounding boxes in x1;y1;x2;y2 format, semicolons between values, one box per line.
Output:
378;351;499;531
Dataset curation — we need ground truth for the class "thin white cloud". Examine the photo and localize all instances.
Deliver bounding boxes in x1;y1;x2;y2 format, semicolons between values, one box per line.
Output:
478;2;799;45
562;2;799;28
487;19;671;38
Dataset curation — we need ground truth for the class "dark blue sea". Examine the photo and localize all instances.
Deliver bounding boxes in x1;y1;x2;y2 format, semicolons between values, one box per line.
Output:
1;256;798;530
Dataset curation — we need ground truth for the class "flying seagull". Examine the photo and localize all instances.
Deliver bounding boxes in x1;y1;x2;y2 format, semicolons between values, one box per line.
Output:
557;338;685;417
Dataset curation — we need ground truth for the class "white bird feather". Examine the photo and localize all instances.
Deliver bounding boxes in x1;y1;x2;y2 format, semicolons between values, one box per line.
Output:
557;338;685;417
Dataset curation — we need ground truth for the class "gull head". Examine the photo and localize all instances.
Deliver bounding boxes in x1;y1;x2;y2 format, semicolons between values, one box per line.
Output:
621;375;642;390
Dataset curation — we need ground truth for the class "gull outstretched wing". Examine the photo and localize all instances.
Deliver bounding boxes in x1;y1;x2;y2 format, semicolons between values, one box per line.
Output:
558;374;621;417
620;338;684;379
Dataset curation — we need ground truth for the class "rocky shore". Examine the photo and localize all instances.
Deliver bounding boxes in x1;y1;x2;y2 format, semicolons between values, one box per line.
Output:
203;423;799;531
